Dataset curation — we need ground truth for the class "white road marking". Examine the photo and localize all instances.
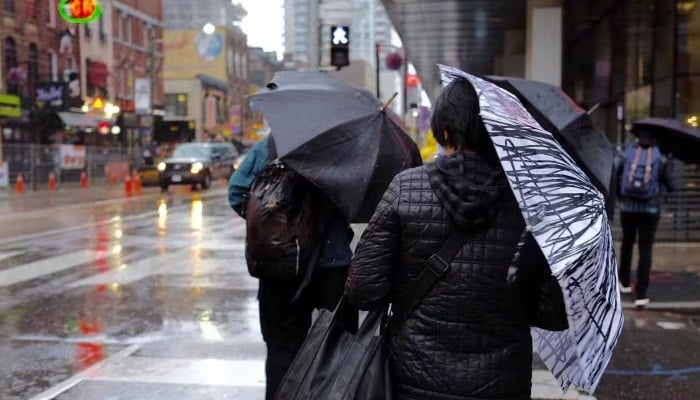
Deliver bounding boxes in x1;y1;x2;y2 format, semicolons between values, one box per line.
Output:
656;321;687;330
0;250;101;286
0;250;24;262
87;357;266;387
26;344;141;400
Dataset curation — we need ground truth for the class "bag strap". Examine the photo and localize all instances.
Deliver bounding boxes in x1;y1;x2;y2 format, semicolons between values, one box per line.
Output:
291;192;333;304
626;146;642;189
389;229;470;333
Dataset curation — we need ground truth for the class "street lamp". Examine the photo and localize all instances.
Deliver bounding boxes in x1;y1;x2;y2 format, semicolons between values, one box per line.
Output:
202;23;216;35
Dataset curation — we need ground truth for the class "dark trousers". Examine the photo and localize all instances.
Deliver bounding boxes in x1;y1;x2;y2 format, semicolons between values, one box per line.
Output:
619;211;660;299
258;267;349;400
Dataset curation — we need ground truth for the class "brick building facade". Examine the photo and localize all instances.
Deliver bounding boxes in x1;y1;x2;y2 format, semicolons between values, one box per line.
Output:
0;0;82;143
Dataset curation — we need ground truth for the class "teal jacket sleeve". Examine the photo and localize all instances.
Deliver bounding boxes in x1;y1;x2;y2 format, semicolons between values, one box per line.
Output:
228;137;270;217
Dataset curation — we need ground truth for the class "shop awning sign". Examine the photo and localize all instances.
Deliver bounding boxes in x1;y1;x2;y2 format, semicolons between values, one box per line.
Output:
0;94;21;118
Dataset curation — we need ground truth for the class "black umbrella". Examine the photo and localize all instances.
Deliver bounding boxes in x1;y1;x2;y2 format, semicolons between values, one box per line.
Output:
633;118;700;164
484;76;615;199
250;71;422;222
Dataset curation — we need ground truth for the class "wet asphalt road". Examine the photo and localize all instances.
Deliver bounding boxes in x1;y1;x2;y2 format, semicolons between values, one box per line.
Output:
1;187;264;399
0;186;699;399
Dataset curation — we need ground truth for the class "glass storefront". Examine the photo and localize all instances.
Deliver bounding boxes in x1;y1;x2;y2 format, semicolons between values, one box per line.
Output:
562;0;700;144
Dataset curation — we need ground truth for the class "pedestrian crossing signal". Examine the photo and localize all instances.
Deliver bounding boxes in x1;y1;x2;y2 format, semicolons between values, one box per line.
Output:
330;26;350;68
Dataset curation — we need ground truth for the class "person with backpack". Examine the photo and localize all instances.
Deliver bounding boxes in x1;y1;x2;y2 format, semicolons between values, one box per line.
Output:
616;130;676;307
227;135;355;400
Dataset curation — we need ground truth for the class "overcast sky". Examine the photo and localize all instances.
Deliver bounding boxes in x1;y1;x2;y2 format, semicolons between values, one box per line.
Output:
236;0;285;59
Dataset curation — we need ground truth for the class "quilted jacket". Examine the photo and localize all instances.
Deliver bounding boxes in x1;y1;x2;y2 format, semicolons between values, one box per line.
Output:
345;152;535;400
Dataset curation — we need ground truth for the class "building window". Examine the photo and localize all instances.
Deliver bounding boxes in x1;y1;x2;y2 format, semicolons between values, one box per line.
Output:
28;43;38;85
48;50;58;80
4;0;14;13
4;37;17;72
118;14;125;40
126;17;132;43
47;0;56;26
165;93;188;116
99;15;106;42
5;37;17;94
25;0;36;19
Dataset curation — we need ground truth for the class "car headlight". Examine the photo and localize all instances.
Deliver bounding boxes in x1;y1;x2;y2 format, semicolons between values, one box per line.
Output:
157;162;166;172
190;162;204;174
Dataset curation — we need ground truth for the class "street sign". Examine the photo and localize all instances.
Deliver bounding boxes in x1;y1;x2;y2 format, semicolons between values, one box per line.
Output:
58;0;103;24
330;26;350;68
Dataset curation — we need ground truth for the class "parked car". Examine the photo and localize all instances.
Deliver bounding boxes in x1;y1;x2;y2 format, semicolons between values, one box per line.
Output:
157;142;239;191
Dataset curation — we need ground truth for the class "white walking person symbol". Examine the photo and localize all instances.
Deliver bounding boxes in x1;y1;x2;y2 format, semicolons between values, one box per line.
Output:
332;27;348;45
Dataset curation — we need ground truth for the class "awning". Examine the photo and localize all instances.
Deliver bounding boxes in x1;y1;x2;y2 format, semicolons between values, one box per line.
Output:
58;112;115;129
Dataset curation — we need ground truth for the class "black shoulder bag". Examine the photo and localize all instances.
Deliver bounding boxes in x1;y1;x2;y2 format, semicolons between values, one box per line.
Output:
274;230;469;400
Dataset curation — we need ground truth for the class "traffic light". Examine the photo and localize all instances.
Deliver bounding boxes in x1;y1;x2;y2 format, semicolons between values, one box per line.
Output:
330;26;350;68
97;121;110;135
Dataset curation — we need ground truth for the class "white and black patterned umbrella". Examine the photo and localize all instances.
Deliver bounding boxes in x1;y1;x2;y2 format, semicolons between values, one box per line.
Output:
437;65;623;393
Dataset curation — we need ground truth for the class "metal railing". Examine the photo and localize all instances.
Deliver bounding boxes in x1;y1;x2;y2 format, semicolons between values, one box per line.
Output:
612;162;700;242
1;144;141;190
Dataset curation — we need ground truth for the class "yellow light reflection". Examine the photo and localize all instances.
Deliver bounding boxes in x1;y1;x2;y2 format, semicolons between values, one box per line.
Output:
114;229;123;239
112;244;122;255
199;321;222;341
191;199;203;230
157;199;168;233
110;282;120;292
117;263;127;270
687;115;698;128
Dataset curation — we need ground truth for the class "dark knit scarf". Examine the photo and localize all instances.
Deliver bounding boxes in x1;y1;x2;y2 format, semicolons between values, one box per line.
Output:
428;152;509;232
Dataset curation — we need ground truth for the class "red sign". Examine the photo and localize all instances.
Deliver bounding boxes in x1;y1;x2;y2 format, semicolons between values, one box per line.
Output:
87;60;108;88
116;98;135;112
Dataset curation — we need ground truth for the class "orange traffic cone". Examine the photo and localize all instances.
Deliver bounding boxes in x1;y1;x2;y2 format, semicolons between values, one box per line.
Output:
15;173;24;193
80;171;88;188
132;172;142;193
124;175;132;196
48;172;57;190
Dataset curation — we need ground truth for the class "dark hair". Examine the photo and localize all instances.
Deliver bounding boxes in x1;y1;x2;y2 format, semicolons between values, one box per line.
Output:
431;77;487;151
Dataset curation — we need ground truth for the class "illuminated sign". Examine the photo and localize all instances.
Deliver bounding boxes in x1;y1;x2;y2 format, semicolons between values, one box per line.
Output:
58;0;103;24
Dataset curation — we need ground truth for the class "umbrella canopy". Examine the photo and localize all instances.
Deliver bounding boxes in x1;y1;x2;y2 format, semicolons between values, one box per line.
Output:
485;76;616;199
250;71;422;222
633;117;700;164
438;65;623;393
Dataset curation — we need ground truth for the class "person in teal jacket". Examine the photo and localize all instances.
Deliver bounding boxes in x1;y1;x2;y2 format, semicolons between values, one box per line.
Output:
228;135;272;217
227;134;354;400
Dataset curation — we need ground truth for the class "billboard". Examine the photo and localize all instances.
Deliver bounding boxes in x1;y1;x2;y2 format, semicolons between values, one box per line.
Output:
60;145;86;169
134;78;151;115
163;29;227;81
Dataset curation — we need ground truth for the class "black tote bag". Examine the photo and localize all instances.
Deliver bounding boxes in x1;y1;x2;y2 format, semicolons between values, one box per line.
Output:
274;229;470;400
273;298;391;400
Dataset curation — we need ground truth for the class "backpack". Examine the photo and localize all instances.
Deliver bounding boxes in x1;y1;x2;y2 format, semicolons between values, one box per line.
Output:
620;145;662;201
244;160;317;281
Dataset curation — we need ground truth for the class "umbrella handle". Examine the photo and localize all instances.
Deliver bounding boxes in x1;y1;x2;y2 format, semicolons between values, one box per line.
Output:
382;92;399;111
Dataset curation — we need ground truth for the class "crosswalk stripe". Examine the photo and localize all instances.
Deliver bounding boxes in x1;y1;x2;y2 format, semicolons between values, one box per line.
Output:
0;250;24;262
0;250;100;286
87;357;266;388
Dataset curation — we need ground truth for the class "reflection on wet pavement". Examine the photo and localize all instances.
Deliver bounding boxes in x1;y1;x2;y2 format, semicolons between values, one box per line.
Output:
595;310;700;400
0;189;264;399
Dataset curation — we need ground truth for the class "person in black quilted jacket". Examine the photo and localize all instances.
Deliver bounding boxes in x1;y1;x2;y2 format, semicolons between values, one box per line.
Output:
345;77;565;400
